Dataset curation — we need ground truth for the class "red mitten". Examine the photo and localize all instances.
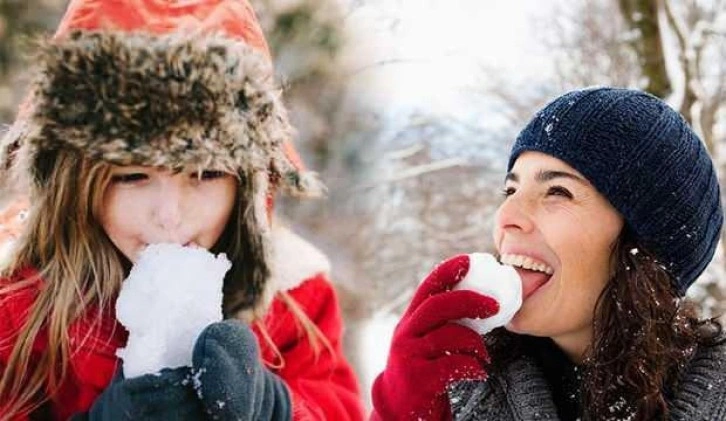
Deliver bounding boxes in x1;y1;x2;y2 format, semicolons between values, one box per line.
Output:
371;254;500;421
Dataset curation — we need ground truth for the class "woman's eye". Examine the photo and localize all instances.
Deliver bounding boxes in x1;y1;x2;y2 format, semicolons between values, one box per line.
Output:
501;186;516;197
111;173;148;183
193;170;227;180
546;186;573;199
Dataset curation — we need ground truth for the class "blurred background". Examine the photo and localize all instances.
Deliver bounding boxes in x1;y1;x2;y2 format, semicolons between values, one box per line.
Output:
1;0;724;410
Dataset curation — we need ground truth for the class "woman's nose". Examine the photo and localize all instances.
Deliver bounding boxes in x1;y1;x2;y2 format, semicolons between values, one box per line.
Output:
495;193;536;234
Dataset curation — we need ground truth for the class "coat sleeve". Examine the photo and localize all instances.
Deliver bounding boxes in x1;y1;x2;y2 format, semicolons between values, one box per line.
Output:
0;273;121;420
0;277;33;421
254;274;365;421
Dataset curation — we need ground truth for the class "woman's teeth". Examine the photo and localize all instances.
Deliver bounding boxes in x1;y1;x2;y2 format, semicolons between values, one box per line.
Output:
500;254;554;275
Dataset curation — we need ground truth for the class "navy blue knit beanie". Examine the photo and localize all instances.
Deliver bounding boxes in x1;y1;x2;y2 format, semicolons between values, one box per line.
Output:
508;87;723;295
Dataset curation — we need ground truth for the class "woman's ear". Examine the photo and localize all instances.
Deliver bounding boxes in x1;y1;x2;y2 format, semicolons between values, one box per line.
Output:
608;229;626;277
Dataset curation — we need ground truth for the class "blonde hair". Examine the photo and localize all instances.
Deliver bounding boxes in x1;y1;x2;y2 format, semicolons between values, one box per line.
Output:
256;291;335;370
0;149;333;417
0;149;120;417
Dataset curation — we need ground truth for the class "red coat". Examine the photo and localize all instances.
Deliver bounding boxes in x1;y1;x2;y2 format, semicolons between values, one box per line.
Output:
0;231;364;420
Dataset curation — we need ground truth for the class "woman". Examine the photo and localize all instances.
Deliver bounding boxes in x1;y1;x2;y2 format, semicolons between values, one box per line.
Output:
371;87;726;420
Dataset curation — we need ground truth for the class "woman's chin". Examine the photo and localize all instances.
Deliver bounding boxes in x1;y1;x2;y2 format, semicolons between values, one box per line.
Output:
504;317;524;334
503;307;544;336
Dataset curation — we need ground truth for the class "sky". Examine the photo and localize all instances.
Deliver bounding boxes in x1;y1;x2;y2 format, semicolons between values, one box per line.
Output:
342;0;555;114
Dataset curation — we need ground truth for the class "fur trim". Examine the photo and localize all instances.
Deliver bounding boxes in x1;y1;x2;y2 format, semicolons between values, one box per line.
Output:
270;225;331;292
0;30;328;321
221;169;271;322
0;121;30;193
230;223;330;322
251;170;273;311
0;30;323;197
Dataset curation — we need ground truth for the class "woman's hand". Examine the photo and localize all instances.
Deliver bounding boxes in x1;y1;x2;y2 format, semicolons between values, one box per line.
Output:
370;254;499;421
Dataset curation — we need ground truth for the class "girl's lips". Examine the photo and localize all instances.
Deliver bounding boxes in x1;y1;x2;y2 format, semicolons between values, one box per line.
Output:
515;267;552;300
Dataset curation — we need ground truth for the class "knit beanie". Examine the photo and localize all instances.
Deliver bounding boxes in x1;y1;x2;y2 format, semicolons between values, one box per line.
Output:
508;87;722;295
0;0;323;316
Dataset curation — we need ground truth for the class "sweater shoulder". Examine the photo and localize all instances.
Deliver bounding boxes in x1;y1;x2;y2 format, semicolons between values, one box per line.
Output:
669;336;726;419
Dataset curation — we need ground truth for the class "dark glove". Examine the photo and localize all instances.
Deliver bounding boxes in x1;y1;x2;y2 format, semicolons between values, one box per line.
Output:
371;254;500;421
191;319;291;420
80;365;205;420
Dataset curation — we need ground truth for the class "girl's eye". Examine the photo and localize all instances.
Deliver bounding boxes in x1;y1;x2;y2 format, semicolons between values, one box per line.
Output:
193;170;227;180
501;186;516;197
111;173;148;184
547;185;573;199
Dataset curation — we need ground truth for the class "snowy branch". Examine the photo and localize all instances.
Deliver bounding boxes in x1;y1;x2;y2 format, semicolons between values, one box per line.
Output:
383;144;425;160
360;157;470;188
662;0;701;124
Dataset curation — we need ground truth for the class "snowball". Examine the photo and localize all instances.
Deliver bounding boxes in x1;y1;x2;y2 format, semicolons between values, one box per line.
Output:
452;253;522;335
116;243;231;378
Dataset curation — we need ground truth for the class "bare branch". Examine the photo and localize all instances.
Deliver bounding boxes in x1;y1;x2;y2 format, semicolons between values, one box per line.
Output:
662;0;688;51
662;0;700;124
618;0;672;97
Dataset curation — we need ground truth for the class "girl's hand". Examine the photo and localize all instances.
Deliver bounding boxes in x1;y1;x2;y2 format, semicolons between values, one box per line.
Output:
79;366;204;420
192;320;291;420
370;255;499;421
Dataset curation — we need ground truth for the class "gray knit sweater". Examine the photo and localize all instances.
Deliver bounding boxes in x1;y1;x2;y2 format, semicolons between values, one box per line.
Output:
448;338;726;420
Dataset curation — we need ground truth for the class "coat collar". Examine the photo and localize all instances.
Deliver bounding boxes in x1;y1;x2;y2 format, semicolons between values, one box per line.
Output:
269;224;330;293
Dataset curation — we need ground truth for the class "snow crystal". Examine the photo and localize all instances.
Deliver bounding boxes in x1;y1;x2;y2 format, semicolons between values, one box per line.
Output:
545;122;554;133
629;248;639;255
116;244;230;378
192;367;206;398
452;253;522;335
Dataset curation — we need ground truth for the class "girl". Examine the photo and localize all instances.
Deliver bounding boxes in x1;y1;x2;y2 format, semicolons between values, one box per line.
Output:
0;0;365;419
372;87;726;420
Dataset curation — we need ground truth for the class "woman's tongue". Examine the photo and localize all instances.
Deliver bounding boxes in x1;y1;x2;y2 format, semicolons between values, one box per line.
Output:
515;267;551;300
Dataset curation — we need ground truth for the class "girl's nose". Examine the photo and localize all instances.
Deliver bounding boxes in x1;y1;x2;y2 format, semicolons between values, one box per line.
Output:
153;184;184;236
495;193;536;234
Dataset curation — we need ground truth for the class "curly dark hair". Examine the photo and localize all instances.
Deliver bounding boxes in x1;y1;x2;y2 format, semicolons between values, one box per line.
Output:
580;228;724;420
489;227;724;420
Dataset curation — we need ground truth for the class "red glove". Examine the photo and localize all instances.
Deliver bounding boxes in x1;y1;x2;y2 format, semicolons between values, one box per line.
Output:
370;254;499;421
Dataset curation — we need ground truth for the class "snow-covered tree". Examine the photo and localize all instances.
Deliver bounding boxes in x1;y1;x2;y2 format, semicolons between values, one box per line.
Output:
522;0;726;318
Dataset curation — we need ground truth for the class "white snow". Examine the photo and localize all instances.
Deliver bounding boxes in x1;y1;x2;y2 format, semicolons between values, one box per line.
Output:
452;253;522;335
358;313;398;408
115;243;231;378
0;239;15;269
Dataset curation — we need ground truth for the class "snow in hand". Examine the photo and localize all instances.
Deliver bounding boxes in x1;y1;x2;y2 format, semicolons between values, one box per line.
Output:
116;243;231;378
453;253;522;335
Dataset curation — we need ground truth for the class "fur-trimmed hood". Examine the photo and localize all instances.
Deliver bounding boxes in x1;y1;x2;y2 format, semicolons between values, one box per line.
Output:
1;30;322;197
0;3;324;317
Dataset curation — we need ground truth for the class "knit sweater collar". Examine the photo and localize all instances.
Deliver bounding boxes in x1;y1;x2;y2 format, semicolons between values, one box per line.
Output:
528;337;583;420
449;336;726;420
